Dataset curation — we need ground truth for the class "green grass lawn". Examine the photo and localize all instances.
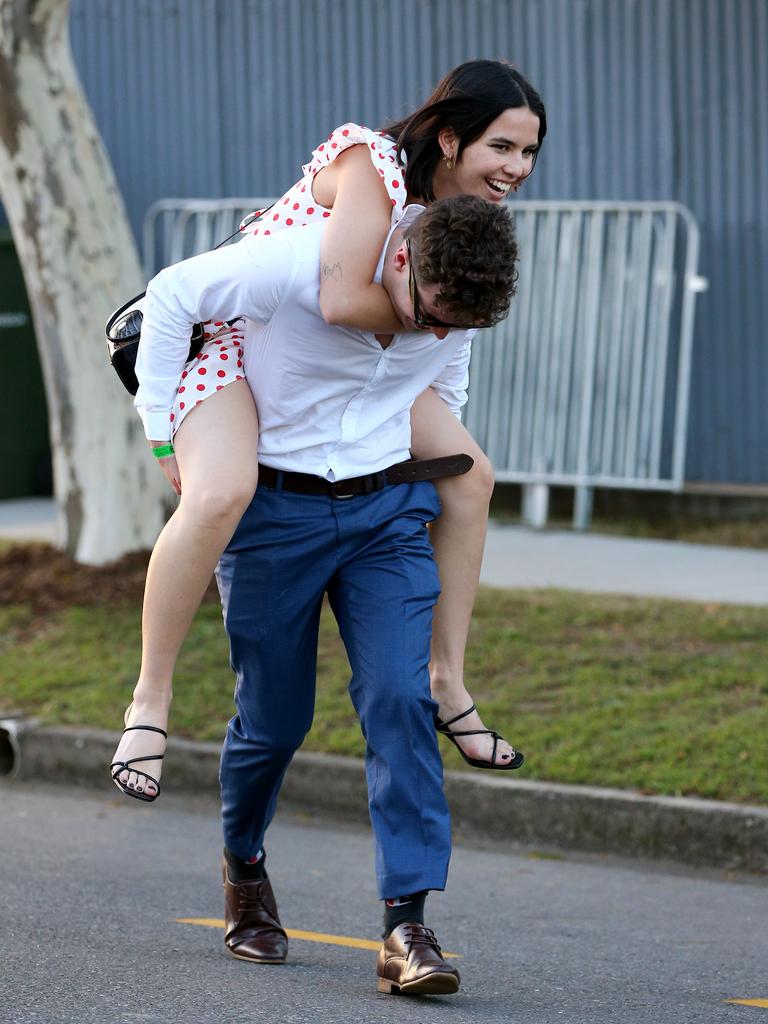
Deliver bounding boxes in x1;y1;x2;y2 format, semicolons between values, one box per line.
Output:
2;585;766;805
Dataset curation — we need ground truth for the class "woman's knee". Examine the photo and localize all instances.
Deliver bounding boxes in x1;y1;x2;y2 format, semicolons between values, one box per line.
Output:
470;451;495;499
437;450;495;510
180;471;258;529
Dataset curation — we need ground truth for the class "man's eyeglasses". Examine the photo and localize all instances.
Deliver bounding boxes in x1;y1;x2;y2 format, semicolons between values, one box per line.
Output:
405;239;493;331
406;239;455;330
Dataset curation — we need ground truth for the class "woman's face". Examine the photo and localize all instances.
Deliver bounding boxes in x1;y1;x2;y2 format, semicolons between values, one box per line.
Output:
435;107;541;203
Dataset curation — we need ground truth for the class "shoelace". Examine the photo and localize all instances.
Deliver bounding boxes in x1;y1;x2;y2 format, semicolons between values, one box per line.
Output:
402;925;442;954
237;885;270;915
239;898;269;915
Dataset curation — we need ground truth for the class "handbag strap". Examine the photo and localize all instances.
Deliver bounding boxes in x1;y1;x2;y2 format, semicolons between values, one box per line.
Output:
211;203;276;251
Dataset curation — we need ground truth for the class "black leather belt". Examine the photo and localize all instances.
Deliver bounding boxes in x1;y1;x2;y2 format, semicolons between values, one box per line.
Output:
258;454;474;499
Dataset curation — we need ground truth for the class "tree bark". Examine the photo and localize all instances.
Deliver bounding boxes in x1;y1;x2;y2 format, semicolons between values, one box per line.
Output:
0;0;169;563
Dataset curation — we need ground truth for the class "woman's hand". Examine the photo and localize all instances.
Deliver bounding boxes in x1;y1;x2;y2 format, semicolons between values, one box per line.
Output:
150;440;182;495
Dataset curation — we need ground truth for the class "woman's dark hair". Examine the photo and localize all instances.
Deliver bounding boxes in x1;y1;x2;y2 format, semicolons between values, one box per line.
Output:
380;59;547;203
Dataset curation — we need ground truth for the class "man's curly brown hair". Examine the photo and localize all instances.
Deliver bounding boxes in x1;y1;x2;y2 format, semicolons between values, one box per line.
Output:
404;196;518;327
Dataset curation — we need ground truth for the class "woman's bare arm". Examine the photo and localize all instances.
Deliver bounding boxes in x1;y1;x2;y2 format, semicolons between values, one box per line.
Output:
315;145;404;333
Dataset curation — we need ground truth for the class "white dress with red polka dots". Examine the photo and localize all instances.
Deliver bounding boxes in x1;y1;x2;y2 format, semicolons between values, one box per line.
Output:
169;123;407;435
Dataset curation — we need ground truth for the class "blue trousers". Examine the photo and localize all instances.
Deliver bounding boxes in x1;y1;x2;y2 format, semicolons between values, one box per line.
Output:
215;478;451;898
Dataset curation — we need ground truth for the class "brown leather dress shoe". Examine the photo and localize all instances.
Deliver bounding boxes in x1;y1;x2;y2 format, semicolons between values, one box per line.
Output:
376;922;460;995
222;858;288;964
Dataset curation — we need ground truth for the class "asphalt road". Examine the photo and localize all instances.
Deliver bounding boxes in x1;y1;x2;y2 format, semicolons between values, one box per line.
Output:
1;781;767;1024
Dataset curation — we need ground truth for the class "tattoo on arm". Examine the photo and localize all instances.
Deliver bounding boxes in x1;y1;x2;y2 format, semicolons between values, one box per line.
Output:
321;261;343;283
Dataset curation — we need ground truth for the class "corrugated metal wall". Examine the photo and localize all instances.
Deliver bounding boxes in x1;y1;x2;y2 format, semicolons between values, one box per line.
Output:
69;0;768;485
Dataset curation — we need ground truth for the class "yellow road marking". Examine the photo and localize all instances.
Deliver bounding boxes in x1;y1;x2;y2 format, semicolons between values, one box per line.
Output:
726;1000;768;1009
176;918;460;957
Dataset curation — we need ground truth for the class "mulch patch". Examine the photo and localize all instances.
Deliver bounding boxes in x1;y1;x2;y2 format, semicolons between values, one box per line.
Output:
0;544;219;614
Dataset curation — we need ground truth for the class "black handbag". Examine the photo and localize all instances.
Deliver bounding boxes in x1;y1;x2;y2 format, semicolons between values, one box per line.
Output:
105;292;205;396
105;206;272;395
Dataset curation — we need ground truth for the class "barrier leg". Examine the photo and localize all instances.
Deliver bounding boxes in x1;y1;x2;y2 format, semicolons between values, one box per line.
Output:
573;486;594;530
521;484;550;529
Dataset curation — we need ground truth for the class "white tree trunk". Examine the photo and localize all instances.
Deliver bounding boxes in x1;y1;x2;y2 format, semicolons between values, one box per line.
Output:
0;0;169;563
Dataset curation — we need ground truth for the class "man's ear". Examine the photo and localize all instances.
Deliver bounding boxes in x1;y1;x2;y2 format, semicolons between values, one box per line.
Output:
437;127;457;161
392;241;409;273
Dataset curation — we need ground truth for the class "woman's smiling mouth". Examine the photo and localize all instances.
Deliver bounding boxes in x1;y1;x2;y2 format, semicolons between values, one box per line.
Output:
486;177;512;197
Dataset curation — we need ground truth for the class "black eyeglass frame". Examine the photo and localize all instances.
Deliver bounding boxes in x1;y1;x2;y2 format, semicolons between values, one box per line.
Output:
406;238;452;330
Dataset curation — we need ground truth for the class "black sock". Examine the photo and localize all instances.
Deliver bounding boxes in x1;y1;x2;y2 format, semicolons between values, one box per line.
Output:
382;891;427;938
224;846;267;882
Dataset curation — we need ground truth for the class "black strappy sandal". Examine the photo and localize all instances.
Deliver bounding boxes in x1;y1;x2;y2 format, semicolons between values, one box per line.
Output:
110;723;167;802
435;704;524;770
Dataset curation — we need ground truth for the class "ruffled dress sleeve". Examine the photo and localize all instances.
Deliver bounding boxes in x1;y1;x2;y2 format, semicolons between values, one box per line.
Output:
241;122;408;237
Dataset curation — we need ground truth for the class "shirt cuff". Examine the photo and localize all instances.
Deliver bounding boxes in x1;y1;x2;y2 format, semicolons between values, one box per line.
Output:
141;409;174;442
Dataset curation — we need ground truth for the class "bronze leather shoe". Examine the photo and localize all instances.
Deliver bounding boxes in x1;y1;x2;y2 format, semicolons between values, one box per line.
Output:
222;857;288;964
376;922;460;995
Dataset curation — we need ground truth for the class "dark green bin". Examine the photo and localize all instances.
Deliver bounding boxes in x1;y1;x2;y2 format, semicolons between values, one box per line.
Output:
0;232;51;498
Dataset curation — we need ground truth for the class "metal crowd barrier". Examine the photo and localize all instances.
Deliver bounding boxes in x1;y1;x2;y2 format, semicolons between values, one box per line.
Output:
143;199;706;528
142;198;276;278
464;202;706;526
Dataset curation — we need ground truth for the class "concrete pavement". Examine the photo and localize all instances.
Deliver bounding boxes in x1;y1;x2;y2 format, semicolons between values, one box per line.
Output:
0;496;58;543
481;521;768;606
2;496;768;605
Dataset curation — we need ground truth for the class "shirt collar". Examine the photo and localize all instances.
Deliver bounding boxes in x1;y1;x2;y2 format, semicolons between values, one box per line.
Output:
374;203;426;284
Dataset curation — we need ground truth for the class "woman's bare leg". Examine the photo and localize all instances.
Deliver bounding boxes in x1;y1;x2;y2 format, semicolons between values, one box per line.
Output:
111;381;259;797
410;388;517;766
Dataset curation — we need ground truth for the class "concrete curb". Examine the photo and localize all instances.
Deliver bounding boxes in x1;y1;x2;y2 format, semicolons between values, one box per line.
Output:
4;722;767;875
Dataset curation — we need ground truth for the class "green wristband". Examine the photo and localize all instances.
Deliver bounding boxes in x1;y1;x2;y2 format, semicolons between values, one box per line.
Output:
152;443;175;459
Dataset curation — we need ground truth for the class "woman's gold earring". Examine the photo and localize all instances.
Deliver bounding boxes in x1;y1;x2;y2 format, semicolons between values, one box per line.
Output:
444;154;454;171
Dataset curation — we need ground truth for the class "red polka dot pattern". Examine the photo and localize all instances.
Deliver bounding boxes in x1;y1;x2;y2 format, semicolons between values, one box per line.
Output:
172;123;407;437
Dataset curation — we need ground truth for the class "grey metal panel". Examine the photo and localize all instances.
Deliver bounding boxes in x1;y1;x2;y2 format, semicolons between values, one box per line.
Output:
68;0;768;485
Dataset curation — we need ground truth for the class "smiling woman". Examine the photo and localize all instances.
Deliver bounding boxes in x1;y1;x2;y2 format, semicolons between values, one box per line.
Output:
431;106;542;203
381;59;546;205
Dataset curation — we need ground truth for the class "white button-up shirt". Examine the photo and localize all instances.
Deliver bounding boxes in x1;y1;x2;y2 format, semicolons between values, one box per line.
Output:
135;221;474;481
